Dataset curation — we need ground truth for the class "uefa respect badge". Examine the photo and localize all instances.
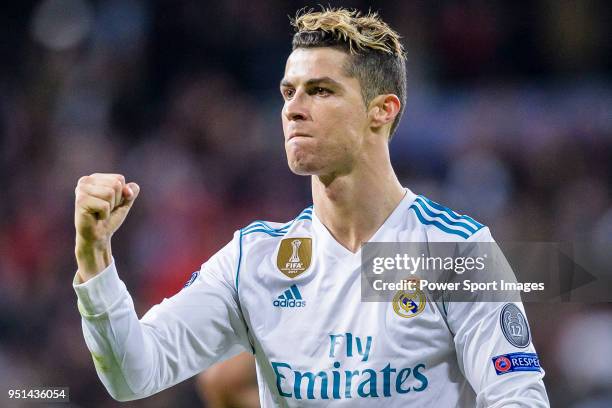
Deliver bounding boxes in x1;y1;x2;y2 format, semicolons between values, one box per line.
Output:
492;352;541;375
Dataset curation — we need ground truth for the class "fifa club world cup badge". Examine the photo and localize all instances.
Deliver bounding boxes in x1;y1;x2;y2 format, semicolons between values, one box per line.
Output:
277;238;312;278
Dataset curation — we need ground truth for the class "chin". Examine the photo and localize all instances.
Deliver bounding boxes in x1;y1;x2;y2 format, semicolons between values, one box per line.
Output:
288;161;315;176
287;156;322;176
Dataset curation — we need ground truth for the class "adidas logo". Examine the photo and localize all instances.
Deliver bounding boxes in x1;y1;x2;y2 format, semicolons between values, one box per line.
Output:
273;284;306;308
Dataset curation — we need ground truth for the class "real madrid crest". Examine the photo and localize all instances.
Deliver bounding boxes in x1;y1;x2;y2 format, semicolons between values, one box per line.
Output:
392;285;426;318
277;237;312;278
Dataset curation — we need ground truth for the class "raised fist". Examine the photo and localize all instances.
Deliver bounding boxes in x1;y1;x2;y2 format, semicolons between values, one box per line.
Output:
74;173;140;281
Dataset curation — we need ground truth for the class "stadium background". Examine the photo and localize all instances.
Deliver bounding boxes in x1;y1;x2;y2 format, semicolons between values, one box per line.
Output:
0;0;611;406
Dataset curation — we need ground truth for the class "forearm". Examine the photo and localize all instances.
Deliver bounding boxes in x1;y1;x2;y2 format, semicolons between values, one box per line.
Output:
75;260;157;401
451;302;550;408
73;257;251;402
476;376;549;408
81;312;141;401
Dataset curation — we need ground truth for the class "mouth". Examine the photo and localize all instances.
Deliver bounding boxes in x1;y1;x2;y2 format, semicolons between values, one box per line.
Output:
287;132;312;141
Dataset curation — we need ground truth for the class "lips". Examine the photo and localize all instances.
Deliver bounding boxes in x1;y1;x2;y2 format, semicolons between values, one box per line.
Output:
288;132;311;141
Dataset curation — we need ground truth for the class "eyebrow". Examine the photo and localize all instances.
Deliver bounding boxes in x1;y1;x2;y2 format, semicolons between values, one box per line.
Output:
280;76;343;88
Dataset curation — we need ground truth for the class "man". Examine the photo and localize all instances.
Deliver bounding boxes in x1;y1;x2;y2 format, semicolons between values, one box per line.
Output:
73;8;550;407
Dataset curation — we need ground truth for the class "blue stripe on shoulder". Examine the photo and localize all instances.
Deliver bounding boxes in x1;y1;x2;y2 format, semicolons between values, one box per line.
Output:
237;206;312;287
418;195;484;230
242;228;286;237
242;221;288;235
413;197;478;233
409;204;470;239
461;214;484;230
241;206;312;237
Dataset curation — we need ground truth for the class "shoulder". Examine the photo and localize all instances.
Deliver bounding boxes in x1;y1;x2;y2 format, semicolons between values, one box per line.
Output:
235;205;313;289
407;194;490;242
195;206;314;291
239;205;313;244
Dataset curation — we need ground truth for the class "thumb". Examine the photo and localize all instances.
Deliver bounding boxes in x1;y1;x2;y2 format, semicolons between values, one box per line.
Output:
108;182;140;230
125;182;140;201
115;182;140;211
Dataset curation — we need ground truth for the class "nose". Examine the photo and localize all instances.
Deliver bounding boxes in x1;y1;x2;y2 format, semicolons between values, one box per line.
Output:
284;91;308;122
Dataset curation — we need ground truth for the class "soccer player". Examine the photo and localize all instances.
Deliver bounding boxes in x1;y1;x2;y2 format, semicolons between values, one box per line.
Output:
73;8;550;407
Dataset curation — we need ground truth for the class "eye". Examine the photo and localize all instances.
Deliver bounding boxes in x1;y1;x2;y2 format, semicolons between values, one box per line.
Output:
282;88;295;99
313;87;331;96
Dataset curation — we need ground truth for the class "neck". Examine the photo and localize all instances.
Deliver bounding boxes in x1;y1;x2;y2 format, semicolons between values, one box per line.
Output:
311;150;405;253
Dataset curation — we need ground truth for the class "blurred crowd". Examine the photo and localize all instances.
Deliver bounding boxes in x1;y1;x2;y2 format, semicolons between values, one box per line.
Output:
0;1;610;407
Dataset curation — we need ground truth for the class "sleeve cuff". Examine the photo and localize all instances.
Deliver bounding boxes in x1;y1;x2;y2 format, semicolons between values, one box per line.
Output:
73;258;127;316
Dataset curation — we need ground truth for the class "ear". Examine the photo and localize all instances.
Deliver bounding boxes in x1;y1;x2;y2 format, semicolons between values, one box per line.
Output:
367;94;401;130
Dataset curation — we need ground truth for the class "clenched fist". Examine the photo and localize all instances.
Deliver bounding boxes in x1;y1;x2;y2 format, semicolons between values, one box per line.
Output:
74;173;140;282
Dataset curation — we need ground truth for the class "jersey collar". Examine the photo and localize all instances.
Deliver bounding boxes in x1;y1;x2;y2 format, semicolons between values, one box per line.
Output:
311;187;418;259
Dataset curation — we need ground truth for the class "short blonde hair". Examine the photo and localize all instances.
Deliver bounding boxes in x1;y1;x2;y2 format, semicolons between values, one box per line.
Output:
291;8;407;138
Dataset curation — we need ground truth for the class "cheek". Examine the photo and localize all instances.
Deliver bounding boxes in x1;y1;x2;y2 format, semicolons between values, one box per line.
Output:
323;104;366;143
281;110;289;131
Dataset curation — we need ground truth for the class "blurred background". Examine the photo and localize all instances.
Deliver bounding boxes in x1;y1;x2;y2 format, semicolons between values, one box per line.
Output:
0;0;611;407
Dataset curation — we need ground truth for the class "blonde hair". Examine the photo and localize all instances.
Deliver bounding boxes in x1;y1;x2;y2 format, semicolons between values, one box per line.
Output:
291;8;407;138
292;8;405;59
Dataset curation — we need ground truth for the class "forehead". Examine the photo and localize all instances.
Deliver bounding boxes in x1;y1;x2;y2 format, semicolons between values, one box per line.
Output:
283;47;350;83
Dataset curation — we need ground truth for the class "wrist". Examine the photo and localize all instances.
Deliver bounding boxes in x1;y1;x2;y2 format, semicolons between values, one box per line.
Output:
75;238;112;282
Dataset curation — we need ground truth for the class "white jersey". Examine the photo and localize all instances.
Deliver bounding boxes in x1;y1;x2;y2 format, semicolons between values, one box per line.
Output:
73;188;550;407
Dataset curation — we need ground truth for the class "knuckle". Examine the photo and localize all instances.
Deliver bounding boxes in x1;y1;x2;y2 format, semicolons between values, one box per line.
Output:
89;173;103;183
103;187;115;201
75;194;86;206
78;175;89;184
